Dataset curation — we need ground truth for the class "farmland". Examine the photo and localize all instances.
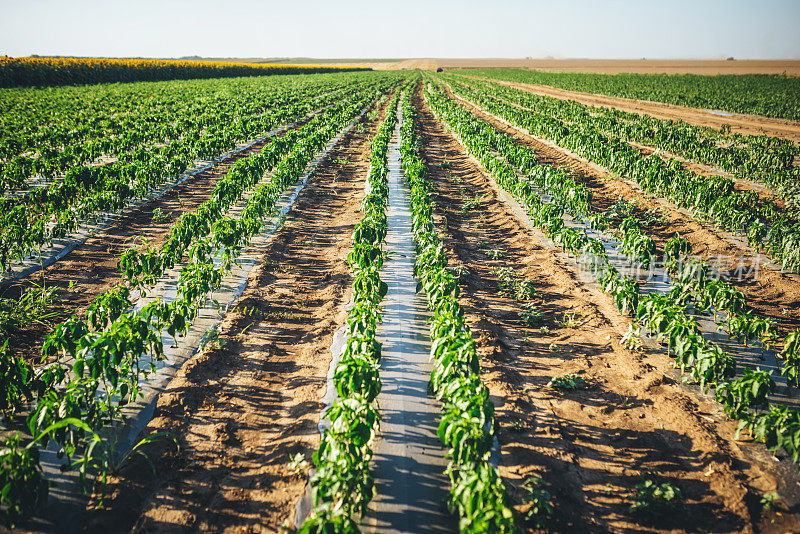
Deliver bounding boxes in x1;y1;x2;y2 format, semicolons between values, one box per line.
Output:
1;57;800;534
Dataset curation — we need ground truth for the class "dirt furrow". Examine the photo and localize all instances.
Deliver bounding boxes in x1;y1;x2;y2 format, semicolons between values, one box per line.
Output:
444;87;800;336
78;97;390;532
414;87;797;533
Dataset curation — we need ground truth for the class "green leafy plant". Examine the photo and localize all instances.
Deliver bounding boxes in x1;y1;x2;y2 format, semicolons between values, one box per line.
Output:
629;479;681;520
0;282;58;342
514;279;536;301
518;303;544;327
621;323;644;351
460;193;483;214
761;491;780;512
0;434;48;529
521;476;553;528
558;311;583;329
547;373;587;391
288;452;310;479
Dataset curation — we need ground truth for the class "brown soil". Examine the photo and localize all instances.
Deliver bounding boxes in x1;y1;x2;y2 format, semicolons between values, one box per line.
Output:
443;86;800;337
470;77;800;144
351;58;438;71
79;96;389;532
0;119;312;364
415;86;798;533
340;58;800;77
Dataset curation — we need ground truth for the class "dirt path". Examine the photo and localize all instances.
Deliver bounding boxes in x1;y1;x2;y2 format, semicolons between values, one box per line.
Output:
361;105;453;532
471;77;800;144
79;97;390;533
444;87;800;337
414;88;798;533
0;118;315;364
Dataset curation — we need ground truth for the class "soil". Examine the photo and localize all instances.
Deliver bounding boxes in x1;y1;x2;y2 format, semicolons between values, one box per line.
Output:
414;85;799;533
442;85;800;337
0;117;313;364
340;58;800;77
79;95;389;532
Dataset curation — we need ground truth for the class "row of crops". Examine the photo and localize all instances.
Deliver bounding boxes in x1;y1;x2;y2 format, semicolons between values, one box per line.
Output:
0;74;399;528
0;72;397;274
433;76;798;355
449;74;800;212
299;85;519;532
464;68;800;122
424;76;800;472
400;91;517;531
300;88;399;532
0;56;369;88
440;75;800;275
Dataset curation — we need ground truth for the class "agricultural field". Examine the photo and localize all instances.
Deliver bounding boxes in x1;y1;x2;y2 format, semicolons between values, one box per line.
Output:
1;56;800;534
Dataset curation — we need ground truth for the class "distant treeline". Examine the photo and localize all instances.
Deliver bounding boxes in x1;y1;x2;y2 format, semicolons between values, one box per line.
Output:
0;56;371;88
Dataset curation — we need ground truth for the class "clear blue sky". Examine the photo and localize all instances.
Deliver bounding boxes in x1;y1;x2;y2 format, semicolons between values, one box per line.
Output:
1;0;798;59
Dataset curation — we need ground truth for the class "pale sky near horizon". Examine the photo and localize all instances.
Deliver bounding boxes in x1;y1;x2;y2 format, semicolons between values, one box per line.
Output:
1;0;798;60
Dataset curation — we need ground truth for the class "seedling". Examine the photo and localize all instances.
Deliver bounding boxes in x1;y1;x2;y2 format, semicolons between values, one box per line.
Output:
521;477;553;528
199;327;226;351
558;311;583;329
761;492;779;512
518;304;543;327
448;265;470;282
548;373;587;391
288;452;310;478
493;267;517;295
628;479;681;520
548;343;560;352
622;323;644;352
151;207;170;224
515;279;536;301
0;282;58;341
461;193;483;214
487;249;505;260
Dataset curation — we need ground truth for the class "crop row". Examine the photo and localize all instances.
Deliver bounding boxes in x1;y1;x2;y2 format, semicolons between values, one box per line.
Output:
465;68;800;122
430;80;790;361
451;75;800;210
423;79;800;472
299;89;401;533
0;83;391;528
0;77;389;274
1;76;346;191
442;77;800;274
427;81;783;353
402;88;517;531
